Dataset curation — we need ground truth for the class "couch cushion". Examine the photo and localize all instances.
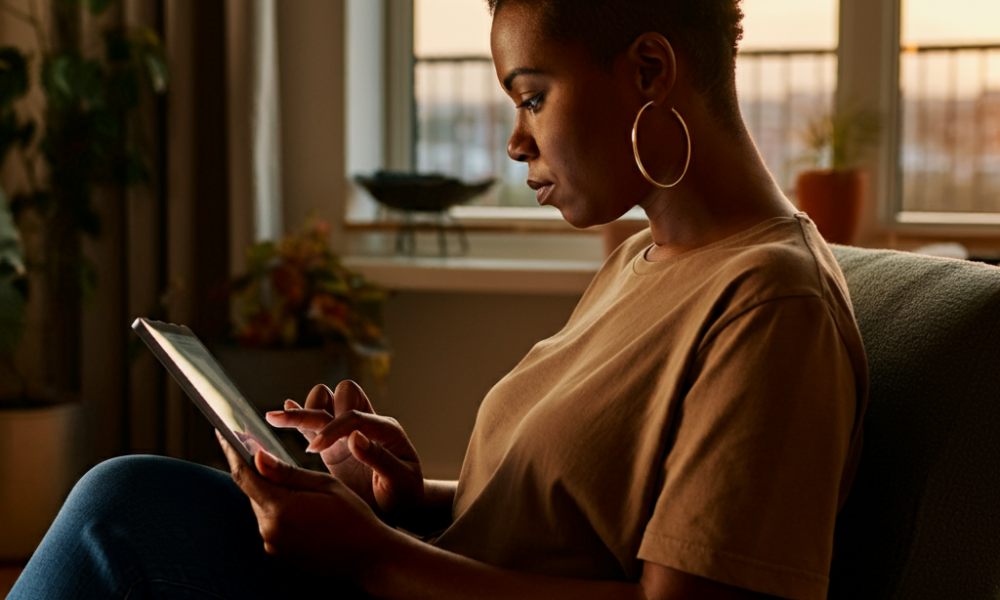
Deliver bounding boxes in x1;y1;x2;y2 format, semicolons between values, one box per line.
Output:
828;245;1000;599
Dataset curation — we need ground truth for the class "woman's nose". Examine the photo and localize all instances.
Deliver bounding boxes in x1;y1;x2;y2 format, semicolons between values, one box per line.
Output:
507;118;538;162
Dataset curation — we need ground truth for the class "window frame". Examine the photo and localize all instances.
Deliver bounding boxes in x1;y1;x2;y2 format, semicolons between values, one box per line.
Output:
347;0;1000;244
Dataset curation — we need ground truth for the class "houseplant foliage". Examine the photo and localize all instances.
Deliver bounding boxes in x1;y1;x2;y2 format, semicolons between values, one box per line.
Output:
229;219;390;382
0;43;33;401
0;188;28;400
796;107;880;245
0;0;167;399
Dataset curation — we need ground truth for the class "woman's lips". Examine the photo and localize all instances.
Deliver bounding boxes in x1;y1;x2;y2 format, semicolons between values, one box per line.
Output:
527;180;553;205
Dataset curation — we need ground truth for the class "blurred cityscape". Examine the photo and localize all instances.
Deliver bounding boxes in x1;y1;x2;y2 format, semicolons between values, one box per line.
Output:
415;44;1000;214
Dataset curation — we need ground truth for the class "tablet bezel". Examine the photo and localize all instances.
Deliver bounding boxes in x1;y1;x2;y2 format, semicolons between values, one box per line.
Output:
132;317;301;469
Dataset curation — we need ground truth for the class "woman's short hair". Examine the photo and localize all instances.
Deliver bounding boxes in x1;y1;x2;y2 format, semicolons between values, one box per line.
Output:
487;0;745;124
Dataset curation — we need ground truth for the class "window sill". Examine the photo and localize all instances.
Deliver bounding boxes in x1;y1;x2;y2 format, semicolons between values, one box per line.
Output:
342;255;601;295
343;204;648;234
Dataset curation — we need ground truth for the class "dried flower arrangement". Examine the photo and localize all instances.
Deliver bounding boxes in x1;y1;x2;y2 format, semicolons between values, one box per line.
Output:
228;219;389;380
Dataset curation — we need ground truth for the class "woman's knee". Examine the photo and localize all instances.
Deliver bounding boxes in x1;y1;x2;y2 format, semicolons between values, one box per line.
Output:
66;455;238;523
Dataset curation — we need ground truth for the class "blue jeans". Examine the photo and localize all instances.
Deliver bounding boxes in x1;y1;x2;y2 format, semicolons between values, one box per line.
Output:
8;455;370;599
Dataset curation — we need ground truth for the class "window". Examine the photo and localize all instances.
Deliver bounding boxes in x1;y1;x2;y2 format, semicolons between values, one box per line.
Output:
413;0;530;207
353;1;1000;232
898;0;1000;219
737;0;839;192
412;0;839;209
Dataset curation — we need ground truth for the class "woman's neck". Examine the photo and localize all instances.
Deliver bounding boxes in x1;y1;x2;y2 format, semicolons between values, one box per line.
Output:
640;103;797;261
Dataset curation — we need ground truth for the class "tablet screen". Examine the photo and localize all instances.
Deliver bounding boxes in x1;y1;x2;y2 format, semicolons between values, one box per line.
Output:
137;319;300;467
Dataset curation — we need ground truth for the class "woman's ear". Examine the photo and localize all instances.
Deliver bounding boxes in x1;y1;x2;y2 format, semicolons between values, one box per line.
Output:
627;32;677;102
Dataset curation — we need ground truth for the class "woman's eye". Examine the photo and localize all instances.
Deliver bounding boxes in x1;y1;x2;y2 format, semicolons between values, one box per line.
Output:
517;93;543;114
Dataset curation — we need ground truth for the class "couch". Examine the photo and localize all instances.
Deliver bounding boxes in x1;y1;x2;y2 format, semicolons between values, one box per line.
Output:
827;245;1000;599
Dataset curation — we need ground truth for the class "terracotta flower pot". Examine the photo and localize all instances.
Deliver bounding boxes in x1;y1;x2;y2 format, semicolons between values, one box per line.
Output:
796;169;867;245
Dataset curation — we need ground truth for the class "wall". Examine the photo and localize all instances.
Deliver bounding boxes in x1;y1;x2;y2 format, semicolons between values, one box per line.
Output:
276;0;346;239
380;291;580;479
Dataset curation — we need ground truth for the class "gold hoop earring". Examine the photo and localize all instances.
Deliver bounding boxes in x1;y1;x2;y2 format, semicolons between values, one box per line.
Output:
631;101;691;189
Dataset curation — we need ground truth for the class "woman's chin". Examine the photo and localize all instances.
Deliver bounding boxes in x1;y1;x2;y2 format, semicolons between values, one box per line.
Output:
558;204;630;230
557;208;596;230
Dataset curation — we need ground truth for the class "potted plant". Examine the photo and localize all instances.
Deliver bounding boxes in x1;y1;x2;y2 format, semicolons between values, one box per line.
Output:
213;219;389;466
796;107;880;245
0;0;166;559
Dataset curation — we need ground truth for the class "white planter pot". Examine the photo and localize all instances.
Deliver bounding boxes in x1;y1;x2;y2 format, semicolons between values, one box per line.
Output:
0;402;85;560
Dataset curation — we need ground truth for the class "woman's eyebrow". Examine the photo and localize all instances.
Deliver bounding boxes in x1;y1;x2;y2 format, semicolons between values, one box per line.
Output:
503;67;545;91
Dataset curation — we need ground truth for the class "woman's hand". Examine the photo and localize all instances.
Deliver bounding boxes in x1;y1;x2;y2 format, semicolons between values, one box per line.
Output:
218;431;397;580
265;380;426;526
219;434;768;600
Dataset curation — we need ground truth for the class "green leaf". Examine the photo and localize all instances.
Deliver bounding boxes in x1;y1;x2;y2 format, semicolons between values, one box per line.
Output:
0;278;27;355
143;51;169;94
0;186;25;277
43;55;76;105
132;29;168;94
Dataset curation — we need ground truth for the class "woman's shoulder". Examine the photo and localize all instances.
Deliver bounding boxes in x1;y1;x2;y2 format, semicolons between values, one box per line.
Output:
702;214;851;316
593;214;849;314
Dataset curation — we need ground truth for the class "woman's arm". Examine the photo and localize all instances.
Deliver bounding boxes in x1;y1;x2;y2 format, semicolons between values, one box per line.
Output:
365;530;644;600
415;479;458;534
365;530;776;600
220;437;774;600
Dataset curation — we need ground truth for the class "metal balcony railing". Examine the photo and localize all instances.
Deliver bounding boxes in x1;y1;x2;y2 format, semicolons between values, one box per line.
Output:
900;43;1000;214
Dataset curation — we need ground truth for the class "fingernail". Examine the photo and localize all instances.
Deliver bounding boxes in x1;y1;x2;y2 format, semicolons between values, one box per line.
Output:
305;436;323;454
214;430;224;443
265;411;282;418
354;431;370;451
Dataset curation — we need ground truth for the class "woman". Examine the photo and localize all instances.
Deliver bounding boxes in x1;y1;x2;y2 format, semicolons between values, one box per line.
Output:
10;0;866;599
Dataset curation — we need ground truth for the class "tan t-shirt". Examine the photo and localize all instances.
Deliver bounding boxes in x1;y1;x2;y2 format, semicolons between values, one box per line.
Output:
432;214;868;600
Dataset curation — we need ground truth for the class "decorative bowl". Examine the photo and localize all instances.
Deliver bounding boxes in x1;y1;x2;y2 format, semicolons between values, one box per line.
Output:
354;171;496;213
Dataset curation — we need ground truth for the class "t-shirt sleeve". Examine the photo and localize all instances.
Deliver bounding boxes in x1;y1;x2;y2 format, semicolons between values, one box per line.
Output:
637;295;857;600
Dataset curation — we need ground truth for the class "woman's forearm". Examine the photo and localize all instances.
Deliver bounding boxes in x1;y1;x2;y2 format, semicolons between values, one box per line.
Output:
362;529;647;600
396;479;457;535
418;479;458;533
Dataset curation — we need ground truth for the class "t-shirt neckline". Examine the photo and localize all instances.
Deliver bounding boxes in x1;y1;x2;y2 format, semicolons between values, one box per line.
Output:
631;213;807;276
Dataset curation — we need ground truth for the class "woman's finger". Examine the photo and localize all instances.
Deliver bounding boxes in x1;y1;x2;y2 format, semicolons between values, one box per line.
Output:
347;430;414;489
332;380;375;415
265;408;333;431
305;411;408;455
303;383;335;412
272;400;319;443
216;430;274;509
255;449;339;494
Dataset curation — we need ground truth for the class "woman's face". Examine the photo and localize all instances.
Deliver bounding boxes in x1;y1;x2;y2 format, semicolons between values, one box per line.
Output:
490;3;651;228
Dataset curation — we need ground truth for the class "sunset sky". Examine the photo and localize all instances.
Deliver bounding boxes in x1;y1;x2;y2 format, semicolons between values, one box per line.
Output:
414;0;1000;56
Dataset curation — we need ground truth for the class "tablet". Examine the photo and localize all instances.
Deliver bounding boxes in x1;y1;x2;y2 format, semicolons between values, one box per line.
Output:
132;317;301;469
